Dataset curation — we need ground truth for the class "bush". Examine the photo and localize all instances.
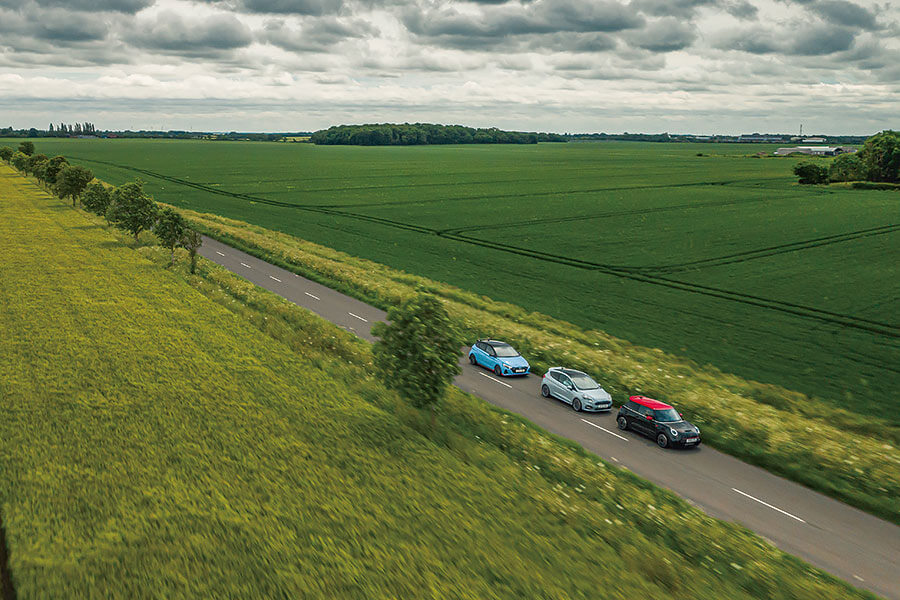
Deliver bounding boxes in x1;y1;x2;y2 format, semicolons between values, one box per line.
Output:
793;162;829;184
828;153;864;182
0;146;13;163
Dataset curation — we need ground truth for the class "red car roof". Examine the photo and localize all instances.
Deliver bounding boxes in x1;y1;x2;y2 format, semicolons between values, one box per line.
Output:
629;395;673;410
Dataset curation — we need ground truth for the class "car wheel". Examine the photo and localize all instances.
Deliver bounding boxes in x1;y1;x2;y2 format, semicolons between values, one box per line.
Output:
469;354;477;365
617;416;628;430
541;384;550;398
657;433;669;448
493;364;502;376
572;398;582;412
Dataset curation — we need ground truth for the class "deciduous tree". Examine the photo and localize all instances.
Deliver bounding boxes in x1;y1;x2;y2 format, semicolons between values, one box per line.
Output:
25;153;48;177
18;141;34;156
108;180;157;240
857;130;900;183
180;228;203;274
828;153;865;182
0;146;12;163
55;165;94;206
44;156;69;184
11;151;28;171
154;207;186;266
372;292;461;422
82;181;112;216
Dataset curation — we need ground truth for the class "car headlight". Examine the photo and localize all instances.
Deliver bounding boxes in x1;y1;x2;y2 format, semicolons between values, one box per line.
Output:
669;428;678;437
502;363;510;368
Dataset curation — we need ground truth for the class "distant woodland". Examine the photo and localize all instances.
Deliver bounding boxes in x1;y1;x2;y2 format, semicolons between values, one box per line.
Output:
310;123;568;145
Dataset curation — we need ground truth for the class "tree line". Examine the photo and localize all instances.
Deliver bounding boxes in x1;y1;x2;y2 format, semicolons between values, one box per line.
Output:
793;130;900;185
1;142;203;272
310;123;567;146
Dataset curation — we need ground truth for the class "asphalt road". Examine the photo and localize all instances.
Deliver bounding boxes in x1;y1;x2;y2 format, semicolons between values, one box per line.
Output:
199;236;900;599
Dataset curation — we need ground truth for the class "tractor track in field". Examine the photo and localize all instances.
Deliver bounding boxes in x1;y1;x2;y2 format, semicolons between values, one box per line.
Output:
603;223;900;274
70;157;900;338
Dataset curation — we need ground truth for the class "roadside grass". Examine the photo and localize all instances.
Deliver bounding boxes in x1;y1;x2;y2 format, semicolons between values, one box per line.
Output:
174;206;900;525
0;165;880;599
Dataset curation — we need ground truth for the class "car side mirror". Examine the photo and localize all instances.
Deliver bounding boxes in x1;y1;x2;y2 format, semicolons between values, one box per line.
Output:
568;384;575;390
679;413;683;418
645;414;653;420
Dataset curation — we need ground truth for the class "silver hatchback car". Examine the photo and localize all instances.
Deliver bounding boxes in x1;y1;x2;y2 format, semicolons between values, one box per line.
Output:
541;367;613;412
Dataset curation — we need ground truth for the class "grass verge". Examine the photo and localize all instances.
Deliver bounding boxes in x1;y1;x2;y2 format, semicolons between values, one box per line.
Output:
172;205;900;525
0;164;880;598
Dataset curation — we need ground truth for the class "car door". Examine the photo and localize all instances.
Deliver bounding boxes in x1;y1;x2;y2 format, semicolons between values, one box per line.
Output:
483;344;499;370
556;373;575;405
634;405;655;436
472;342;488;366
546;371;564;399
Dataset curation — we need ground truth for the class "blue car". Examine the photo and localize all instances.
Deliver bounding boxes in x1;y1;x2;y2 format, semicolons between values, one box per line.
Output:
468;339;530;376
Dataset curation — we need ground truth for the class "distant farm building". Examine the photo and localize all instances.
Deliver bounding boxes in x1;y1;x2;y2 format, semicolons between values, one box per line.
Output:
774;146;857;157
802;137;826;143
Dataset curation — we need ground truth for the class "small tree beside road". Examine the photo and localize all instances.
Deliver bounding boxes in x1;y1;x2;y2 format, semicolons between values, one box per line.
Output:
56;165;94;206
18;141;34;156
108;180;157;240
82;182;112;216
11;152;28;172
154;207;187;266
44;156;70;185
0;147;13;163
180;228;203;274
372;292;461;424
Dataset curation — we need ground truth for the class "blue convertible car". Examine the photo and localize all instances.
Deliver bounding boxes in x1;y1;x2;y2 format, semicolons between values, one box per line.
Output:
468;339;530;376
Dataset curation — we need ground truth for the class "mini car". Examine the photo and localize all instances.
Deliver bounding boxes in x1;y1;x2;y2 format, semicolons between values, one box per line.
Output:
468;339;530;376
541;367;613;412
616;395;701;448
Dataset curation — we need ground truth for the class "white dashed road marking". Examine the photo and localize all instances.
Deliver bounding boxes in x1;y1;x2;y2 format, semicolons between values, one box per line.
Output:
478;372;513;388
853;575;865;582
581;419;628;441
305;292;320;300
269;275;281;282
732;488;806;523
348;312;368;322
240;262;251;268
610;456;620;462
215;251;225;256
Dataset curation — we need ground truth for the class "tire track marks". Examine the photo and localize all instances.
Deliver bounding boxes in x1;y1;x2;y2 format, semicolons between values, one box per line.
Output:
69;156;899;338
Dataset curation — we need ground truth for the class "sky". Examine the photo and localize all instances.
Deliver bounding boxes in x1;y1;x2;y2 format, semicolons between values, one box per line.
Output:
0;0;897;134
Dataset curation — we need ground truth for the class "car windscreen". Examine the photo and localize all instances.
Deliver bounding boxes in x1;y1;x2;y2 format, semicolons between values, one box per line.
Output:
570;374;600;390
492;344;519;357
654;408;681;422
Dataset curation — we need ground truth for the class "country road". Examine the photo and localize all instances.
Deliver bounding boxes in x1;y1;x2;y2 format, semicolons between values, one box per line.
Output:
199;235;900;599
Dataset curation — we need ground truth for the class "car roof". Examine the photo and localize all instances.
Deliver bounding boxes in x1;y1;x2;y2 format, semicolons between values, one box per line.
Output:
629;395;673;410
560;368;587;377
484;340;511;347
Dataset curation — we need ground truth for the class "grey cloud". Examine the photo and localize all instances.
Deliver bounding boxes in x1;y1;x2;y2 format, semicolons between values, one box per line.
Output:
715;24;857;55
404;0;644;43
25;0;154;13
790;25;855;54
630;0;756;19
808;1;879;30
261;16;377;52
241;0;343;15
128;11;252;54
626;18;696;51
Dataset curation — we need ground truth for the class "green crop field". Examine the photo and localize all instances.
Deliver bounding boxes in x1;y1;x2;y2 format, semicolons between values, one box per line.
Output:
5;138;897;424
0;165;875;599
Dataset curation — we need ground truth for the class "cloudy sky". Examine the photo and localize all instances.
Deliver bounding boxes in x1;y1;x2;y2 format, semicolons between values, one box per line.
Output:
0;0;897;134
